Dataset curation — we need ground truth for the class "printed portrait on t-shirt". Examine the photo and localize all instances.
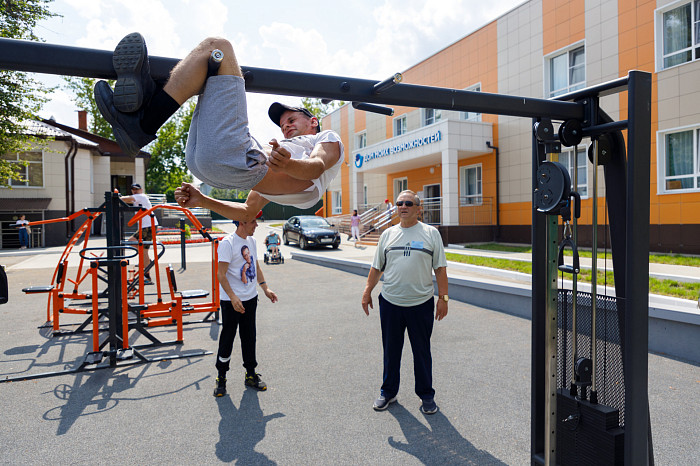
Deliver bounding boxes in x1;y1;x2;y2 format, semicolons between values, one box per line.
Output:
240;245;256;284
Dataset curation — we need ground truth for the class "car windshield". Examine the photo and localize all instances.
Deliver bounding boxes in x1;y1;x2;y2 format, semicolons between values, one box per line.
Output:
300;218;331;228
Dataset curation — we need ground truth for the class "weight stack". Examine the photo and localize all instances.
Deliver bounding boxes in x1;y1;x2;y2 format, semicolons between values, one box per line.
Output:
557;389;624;465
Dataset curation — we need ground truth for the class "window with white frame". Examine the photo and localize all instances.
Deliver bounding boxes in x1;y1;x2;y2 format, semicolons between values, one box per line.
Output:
356;131;367;149
393;177;408;199
547;45;585;97
394;115;407;136
424;108;442;126
657;1;700;69
558;146;588;197
2;151;43;187
660;126;700;192
460;165;482;205
462;84;481;121
332;191;342;214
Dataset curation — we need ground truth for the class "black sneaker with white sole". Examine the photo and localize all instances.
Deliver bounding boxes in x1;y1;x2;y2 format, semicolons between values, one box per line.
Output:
112;32;156;113
373;394;397;411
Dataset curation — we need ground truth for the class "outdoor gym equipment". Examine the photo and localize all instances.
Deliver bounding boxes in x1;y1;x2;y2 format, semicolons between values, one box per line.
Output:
0;37;652;464
21;209;103;328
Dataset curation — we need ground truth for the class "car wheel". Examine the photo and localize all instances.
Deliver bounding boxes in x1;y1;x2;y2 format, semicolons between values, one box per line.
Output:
300;237;308;250
332;240;340;249
283;233;289;245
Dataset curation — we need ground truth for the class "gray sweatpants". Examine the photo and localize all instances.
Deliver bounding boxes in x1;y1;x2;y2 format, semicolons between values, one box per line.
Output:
185;75;268;189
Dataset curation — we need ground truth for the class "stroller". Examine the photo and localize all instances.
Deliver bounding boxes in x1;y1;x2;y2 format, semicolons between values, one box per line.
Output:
264;232;284;264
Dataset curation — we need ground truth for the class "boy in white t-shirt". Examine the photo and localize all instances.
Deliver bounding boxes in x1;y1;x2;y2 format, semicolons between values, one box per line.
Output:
214;213;277;397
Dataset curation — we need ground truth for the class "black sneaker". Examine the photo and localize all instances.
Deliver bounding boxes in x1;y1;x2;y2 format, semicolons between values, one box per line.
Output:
94;80;155;157
213;376;227;397
244;372;267;391
420;398;438;415
373;394;397;411
112;32;156;113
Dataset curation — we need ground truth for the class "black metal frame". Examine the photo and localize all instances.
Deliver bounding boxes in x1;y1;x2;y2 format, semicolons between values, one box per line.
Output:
0;38;651;464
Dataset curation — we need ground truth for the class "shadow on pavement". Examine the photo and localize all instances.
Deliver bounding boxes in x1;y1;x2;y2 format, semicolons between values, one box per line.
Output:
388;402;507;465
215;388;284;464
42;358;208;435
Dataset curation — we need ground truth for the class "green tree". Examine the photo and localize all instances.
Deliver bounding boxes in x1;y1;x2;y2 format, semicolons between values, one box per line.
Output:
145;101;194;194
209;187;248;200
62;77;114;138
0;0;57;187
301;97;344;121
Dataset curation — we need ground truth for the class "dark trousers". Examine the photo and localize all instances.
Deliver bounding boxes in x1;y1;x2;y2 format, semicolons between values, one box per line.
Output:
216;297;258;375
379;294;435;400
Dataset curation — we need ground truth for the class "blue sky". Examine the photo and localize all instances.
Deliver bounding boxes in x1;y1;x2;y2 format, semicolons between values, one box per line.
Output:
36;0;525;138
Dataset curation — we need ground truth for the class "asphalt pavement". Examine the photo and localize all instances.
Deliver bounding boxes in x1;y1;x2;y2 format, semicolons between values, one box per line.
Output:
0;222;698;464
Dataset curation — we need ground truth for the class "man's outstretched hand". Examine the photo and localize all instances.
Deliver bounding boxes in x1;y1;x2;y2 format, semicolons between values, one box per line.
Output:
175;182;205;208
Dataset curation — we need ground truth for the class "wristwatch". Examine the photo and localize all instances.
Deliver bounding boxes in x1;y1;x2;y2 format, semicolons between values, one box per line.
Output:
440;295;449;303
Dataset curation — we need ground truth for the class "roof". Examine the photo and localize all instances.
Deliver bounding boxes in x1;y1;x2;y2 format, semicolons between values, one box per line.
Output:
40;118;150;159
22;119;98;148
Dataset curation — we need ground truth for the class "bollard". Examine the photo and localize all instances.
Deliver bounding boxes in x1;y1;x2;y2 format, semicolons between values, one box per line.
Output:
179;218;186;271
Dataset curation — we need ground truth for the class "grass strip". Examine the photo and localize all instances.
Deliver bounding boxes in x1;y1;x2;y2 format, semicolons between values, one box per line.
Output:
463;243;700;267
445;252;700;300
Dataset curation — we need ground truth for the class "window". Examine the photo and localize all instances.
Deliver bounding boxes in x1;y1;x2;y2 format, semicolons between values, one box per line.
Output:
394;115;407;136
332;191;342;214
658;1;700;69
661;127;700;191
394;177;408;199
462;84;481;121
424;109;442;126
363;185;368;206
559;147;588;197
460;165;482;205
2;151;43;187
356;132;367;149
547;45;585;97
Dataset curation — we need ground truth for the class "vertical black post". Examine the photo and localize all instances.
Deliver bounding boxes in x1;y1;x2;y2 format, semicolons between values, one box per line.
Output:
104;191;123;366
180;218;186;271
624;71;651;465
531;121;547;464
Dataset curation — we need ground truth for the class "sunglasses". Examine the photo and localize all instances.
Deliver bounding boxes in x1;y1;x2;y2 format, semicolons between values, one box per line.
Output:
396;201;415;207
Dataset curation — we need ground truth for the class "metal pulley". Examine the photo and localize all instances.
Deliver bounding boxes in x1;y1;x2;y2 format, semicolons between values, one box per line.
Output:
558;119;583;147
534;161;571;214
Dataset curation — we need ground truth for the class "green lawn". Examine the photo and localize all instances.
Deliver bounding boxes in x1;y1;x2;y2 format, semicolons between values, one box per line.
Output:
463;243;700;267
446;252;700;300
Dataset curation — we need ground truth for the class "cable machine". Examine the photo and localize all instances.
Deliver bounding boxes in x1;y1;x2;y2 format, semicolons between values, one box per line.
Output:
0;37;652;464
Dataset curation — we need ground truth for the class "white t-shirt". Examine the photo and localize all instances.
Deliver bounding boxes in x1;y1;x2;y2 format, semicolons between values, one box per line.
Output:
130;193;158;228
260;130;345;209
372;222;447;307
218;232;259;301
15;219;29;230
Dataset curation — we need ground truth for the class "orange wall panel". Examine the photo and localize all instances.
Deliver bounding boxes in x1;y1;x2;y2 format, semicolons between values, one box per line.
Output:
543;0;585;55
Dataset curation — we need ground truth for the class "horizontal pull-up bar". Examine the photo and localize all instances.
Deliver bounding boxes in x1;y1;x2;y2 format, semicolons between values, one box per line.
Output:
0;37;584;120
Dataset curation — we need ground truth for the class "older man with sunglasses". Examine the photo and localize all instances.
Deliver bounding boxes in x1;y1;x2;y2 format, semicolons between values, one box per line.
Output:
361;190;448;415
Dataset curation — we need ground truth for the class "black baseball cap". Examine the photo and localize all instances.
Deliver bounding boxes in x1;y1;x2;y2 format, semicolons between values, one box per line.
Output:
131;183;142;189
268;102;315;127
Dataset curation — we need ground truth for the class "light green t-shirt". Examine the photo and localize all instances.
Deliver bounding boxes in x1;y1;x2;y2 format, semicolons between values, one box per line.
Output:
372;222;447;307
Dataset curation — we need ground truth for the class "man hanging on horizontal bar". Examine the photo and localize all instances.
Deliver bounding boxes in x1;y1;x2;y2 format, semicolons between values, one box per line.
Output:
94;33;344;221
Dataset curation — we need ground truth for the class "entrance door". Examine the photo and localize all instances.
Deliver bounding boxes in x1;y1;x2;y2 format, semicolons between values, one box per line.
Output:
422;184;441;225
